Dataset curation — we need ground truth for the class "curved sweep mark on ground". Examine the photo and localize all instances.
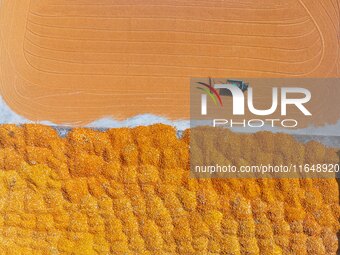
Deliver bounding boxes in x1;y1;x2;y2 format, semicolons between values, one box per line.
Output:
0;0;338;125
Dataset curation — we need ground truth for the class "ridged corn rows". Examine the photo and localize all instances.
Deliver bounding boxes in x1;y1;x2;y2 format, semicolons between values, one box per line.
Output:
0;124;338;255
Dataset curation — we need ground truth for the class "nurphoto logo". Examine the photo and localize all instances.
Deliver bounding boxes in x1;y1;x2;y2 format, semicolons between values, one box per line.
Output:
196;78;312;128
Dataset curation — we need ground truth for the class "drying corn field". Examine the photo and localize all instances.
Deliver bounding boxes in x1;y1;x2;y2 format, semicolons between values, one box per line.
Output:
0;124;338;254
0;0;339;124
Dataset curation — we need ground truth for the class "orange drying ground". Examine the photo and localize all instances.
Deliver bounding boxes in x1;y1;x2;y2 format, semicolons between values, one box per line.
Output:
0;124;339;255
0;0;339;124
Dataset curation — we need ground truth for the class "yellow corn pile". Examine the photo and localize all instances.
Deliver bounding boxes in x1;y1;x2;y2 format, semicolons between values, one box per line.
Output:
0;124;338;254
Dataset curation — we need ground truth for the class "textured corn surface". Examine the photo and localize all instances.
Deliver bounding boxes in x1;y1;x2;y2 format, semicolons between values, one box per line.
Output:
0;124;338;255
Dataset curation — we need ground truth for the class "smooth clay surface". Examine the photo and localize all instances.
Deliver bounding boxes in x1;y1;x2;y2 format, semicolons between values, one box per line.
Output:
0;0;339;124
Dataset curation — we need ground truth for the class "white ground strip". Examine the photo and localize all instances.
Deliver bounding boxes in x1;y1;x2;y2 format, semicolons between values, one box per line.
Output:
0;96;339;137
